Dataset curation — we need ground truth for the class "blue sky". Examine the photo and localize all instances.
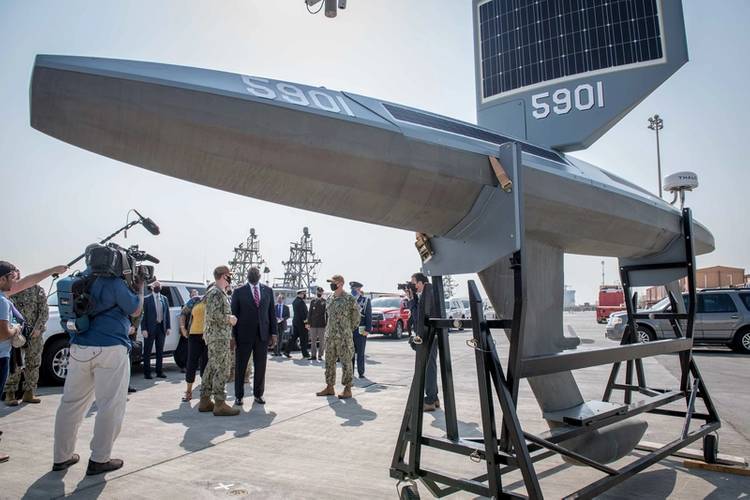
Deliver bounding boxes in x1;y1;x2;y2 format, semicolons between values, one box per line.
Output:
1;1;748;303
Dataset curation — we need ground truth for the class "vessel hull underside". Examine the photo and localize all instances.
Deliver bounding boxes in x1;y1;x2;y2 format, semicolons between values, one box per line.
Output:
30;59;714;260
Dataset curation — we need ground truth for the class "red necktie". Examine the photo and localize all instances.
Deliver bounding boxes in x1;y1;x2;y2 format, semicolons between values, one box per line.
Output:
253;285;260;307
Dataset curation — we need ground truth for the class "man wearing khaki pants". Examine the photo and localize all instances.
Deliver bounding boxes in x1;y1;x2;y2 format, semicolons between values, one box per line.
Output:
52;268;144;475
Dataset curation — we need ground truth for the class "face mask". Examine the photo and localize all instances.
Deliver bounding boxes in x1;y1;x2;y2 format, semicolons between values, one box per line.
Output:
153;287;161;294
330;282;338;291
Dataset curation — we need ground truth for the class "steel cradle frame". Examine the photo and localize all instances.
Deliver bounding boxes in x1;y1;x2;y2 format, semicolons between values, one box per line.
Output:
389;145;721;499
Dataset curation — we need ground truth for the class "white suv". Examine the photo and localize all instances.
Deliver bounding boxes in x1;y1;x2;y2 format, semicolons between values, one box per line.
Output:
41;280;206;384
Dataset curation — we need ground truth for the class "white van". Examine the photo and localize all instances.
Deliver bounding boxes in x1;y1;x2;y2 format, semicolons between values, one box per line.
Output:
41;280;206;385
443;297;471;330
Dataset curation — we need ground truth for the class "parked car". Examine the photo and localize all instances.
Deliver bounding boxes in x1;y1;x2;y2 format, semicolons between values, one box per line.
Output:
484;303;497;320
371;296;410;338
605;289;750;354
443;297;470;330
41;280;206;384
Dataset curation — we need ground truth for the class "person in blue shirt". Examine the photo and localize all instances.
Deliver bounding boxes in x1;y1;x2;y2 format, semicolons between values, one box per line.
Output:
52;263;144;476
0;262;21;465
1;260;67;465
0;263;22;401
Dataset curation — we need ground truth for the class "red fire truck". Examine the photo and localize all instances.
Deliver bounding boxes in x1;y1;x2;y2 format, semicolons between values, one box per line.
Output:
596;285;625;323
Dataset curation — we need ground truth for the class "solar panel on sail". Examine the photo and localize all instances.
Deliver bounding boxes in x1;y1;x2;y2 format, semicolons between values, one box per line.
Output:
479;0;664;99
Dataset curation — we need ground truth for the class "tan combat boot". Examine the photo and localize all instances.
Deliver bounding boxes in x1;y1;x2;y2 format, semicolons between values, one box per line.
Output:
4;392;18;407
316;385;335;396
22;390;41;404
213;398;240;416
337;385;352;399
197;396;214;412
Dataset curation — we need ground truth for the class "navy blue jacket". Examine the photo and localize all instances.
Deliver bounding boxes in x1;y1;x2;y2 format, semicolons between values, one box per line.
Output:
141;292;171;333
231;283;276;344
355;295;372;333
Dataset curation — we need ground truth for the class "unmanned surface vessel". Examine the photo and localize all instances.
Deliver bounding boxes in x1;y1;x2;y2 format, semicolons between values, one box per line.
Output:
29;0;718;496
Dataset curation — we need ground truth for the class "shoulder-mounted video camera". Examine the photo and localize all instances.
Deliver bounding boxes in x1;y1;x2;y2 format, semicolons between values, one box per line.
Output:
86;242;159;288
397;282;417;294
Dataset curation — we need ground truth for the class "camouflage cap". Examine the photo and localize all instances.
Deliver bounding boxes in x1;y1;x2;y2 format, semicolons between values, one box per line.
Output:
327;274;344;284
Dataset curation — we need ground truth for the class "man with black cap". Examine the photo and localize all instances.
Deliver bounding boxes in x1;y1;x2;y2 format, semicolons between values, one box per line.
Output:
350;281;372;378
308;286;327;361
284;288;310;360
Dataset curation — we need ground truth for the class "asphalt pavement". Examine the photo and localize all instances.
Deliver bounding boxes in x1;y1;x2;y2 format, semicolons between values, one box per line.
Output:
1;311;748;499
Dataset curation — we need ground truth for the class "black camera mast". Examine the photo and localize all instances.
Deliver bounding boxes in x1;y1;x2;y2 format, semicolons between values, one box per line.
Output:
229;227;266;285
274;227;321;292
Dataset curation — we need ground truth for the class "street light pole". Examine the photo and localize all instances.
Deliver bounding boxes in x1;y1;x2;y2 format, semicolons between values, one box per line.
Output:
648;114;664;198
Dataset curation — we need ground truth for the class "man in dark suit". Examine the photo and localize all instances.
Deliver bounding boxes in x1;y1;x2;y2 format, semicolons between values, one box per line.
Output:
411;273;440;412
284;289;310;359
230;267;275;405
141;281;171;379
273;294;290;357
350;281;372;378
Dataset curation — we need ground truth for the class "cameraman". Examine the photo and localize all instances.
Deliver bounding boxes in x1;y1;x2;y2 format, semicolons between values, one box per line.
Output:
411;273;440;412
52;262;145;475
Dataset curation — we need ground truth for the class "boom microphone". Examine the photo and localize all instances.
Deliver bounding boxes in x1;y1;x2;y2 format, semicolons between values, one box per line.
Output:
133;209;161;235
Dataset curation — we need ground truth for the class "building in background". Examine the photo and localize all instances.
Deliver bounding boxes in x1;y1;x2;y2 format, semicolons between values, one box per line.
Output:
563;285;576;309
644;265;747;306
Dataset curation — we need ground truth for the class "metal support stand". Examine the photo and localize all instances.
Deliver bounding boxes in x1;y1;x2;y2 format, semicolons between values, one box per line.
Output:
390;208;721;499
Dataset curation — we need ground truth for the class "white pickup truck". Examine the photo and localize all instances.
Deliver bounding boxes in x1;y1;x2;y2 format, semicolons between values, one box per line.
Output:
41;280;206;384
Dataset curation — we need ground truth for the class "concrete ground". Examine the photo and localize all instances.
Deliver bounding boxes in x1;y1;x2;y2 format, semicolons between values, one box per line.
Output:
1;311;748;499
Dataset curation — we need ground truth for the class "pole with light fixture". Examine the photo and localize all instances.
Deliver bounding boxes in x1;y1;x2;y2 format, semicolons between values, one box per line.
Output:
647;114;664;198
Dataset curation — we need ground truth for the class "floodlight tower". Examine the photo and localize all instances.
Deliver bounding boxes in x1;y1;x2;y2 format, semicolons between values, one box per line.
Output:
229;227;266;284
648;114;665;198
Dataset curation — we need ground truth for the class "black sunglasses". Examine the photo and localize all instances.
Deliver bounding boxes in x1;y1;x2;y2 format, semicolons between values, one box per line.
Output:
225;275;233;283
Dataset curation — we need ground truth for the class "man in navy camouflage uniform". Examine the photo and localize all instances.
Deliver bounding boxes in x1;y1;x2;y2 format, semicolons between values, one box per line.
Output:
316;275;360;399
198;266;240;416
4;278;48;405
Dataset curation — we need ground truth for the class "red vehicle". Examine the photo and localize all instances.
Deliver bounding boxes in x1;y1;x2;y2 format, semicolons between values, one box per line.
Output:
371;295;411;338
596;285;625;323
